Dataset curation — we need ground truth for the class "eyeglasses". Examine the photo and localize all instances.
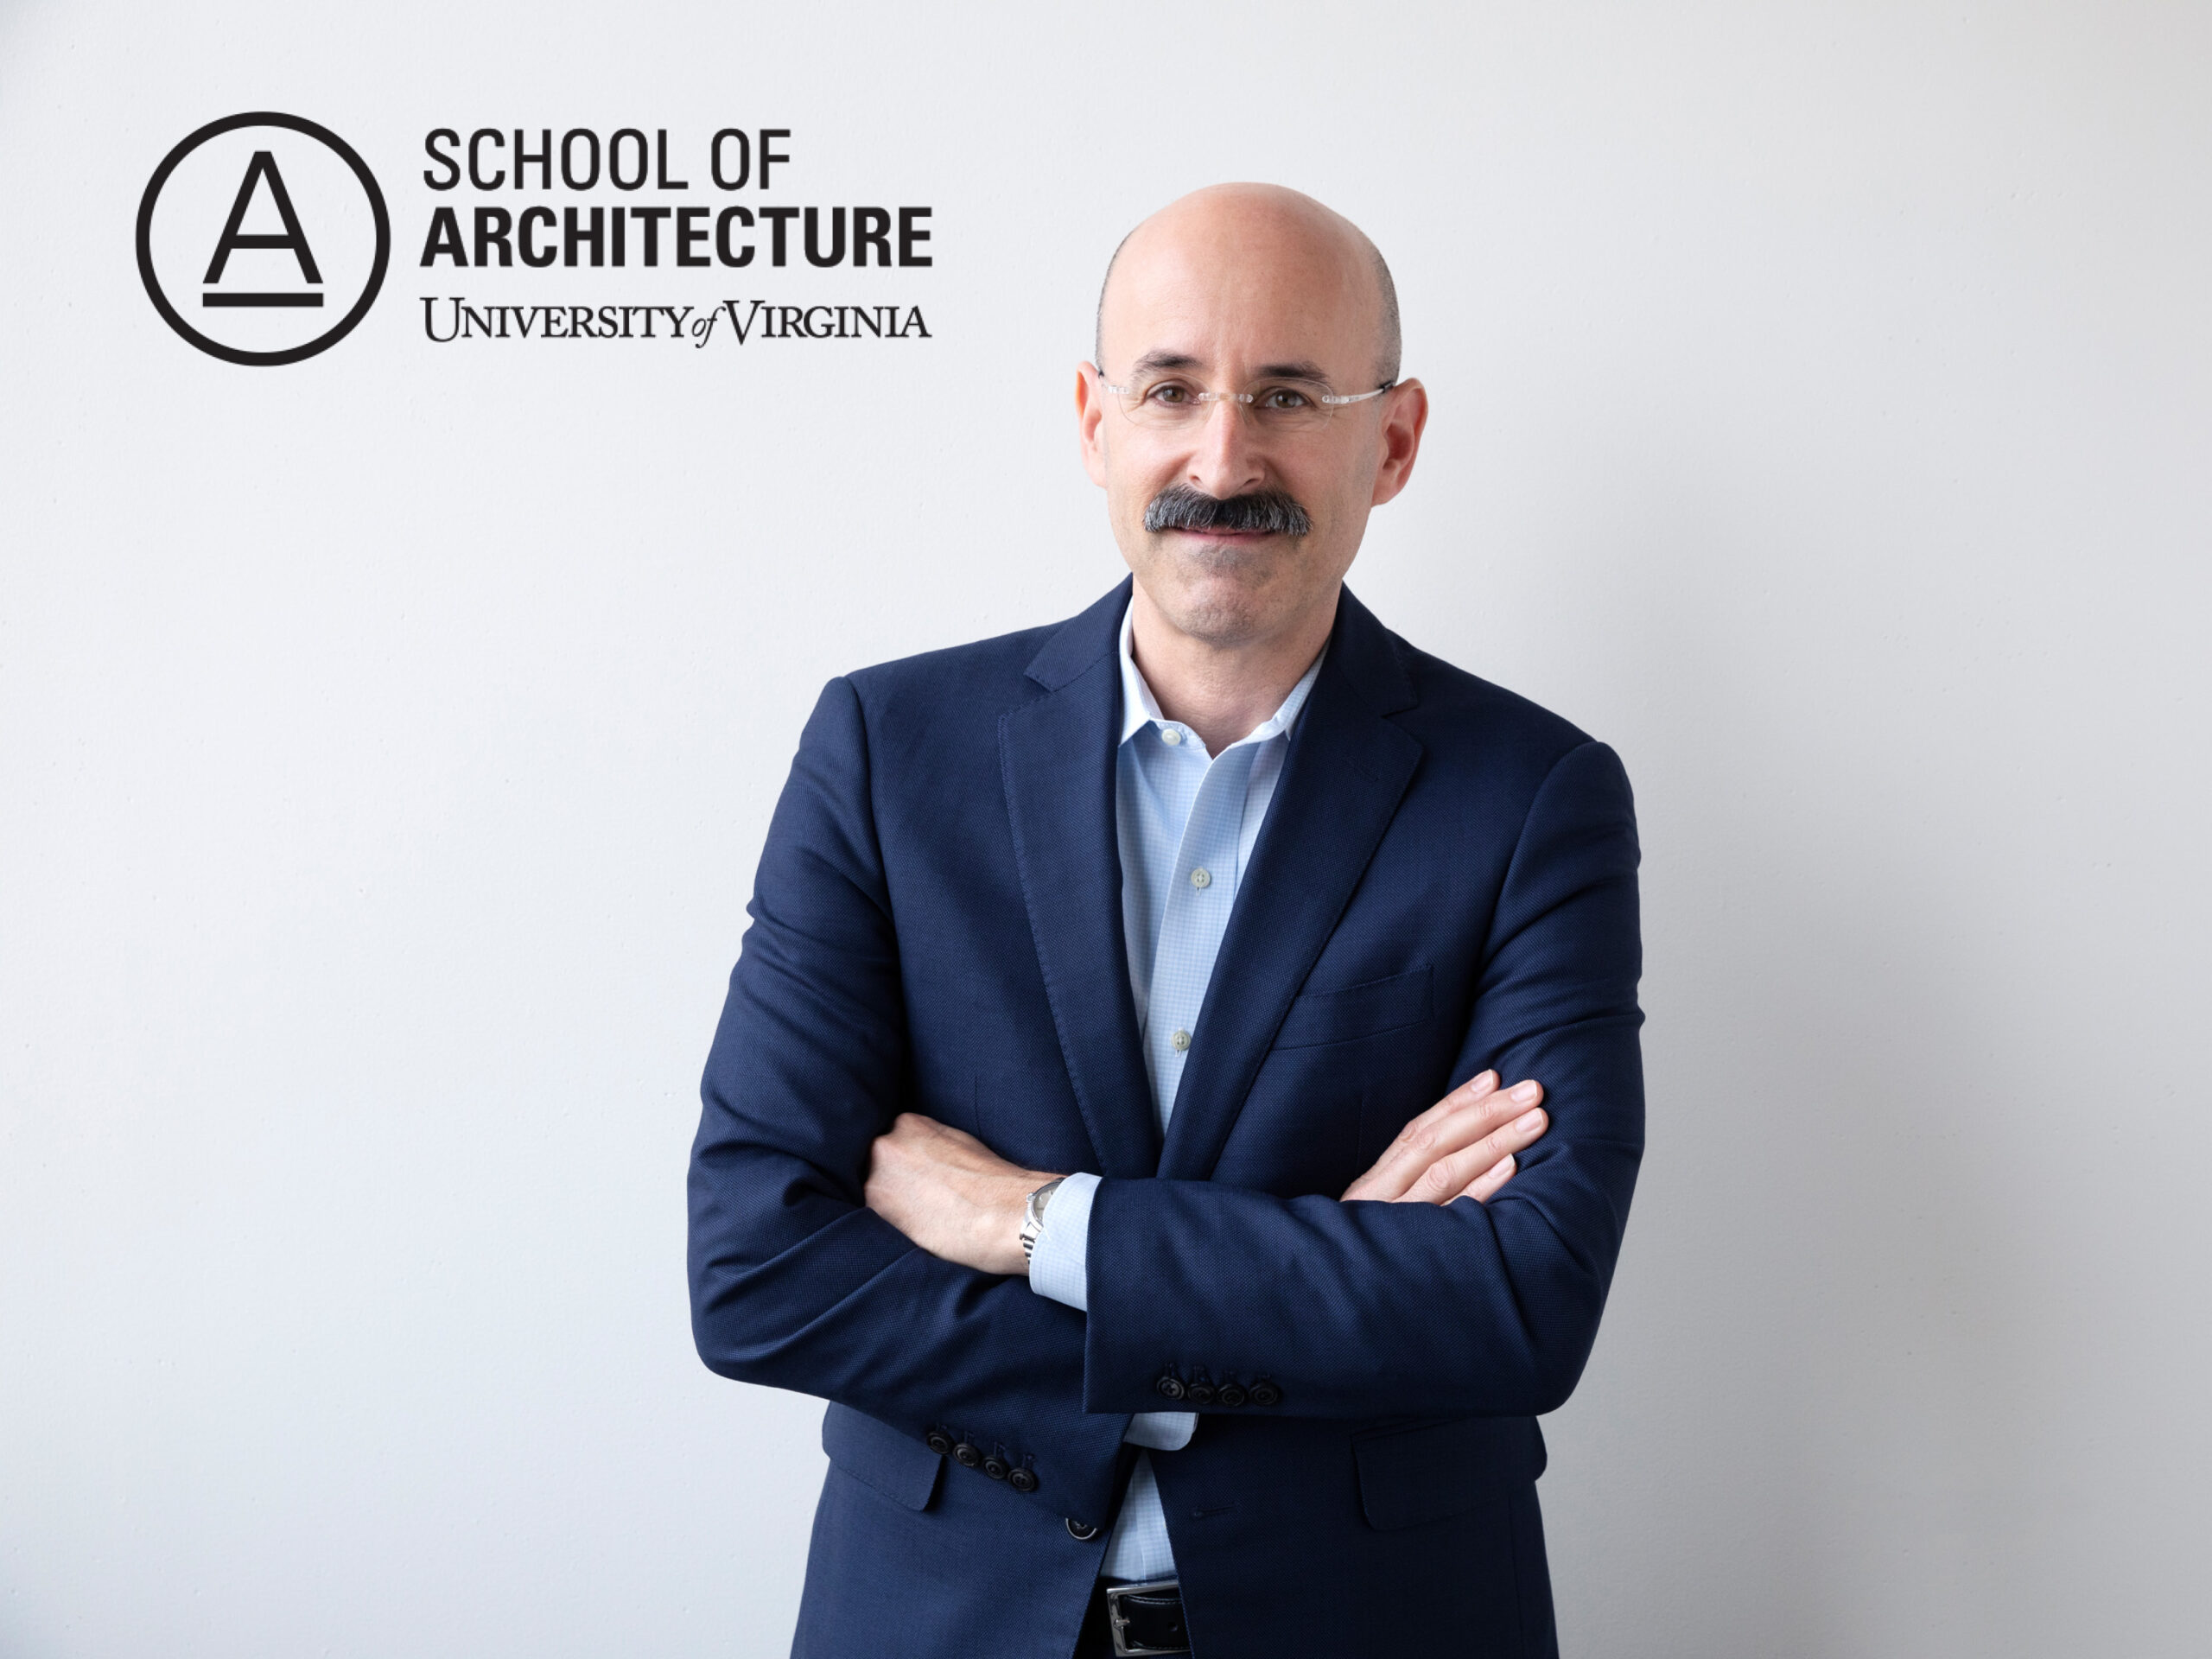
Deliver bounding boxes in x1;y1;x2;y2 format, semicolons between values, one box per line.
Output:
1096;366;1395;433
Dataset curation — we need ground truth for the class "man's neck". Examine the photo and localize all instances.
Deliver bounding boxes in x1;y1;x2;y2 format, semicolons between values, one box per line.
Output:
1128;582;1338;755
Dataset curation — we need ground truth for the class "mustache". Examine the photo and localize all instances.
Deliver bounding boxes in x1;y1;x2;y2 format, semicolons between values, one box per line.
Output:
1143;483;1313;538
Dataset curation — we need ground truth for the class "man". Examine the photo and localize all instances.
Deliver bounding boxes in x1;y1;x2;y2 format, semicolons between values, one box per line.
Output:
689;184;1643;1658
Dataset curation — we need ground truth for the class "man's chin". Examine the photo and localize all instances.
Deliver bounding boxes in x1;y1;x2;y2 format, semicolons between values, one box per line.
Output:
1146;569;1286;646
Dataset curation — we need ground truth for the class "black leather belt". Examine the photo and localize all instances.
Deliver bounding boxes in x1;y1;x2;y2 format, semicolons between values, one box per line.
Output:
1096;1577;1188;1656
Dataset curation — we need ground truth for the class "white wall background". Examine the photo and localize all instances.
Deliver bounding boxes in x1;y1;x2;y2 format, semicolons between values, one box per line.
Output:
3;3;2206;1654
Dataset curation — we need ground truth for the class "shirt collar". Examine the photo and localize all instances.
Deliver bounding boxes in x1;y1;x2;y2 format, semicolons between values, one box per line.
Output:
1116;597;1326;753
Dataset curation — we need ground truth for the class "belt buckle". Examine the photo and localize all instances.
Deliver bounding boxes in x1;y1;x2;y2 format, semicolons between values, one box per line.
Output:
1105;1577;1188;1657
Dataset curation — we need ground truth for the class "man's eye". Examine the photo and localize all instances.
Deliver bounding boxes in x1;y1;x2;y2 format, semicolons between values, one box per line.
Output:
1258;387;1314;410
1147;384;1194;405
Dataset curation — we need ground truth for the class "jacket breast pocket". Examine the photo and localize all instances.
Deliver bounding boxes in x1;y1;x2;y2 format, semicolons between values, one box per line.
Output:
1274;965;1433;1050
821;1402;944;1512
1353;1414;1548;1531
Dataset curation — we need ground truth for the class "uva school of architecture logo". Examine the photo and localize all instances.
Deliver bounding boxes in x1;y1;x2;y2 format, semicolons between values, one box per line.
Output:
137;112;391;366
140;113;933;362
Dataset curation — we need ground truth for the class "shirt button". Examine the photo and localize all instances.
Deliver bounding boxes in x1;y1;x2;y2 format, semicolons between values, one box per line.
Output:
1189;868;1211;889
1160;727;1182;746
1171;1029;1192;1052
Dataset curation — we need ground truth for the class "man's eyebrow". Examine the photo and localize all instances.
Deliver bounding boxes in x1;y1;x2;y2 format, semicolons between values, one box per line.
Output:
1128;352;1339;382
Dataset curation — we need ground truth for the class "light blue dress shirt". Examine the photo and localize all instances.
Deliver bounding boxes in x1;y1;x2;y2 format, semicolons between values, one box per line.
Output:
1027;601;1324;1581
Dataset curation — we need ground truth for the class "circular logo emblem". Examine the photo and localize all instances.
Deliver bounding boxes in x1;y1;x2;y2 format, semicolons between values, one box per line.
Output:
137;112;390;366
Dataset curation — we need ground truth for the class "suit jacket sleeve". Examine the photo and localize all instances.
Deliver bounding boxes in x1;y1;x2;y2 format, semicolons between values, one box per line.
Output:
1081;738;1644;1421
687;677;1131;1519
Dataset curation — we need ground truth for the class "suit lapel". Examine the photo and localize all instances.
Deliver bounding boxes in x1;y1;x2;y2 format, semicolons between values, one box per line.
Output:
1157;589;1424;1181
999;582;1163;1179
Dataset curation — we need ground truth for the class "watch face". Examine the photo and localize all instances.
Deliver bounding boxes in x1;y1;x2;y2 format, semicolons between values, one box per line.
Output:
1020;1179;1064;1263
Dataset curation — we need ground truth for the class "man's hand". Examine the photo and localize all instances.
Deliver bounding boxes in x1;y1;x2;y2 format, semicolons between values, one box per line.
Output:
864;1113;1061;1277
1340;1071;1548;1205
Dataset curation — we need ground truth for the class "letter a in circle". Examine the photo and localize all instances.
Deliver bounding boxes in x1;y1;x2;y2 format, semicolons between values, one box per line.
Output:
202;150;324;307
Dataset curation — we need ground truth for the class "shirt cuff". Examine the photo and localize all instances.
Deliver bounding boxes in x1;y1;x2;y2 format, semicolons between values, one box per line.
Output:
1024;1170;1099;1311
1125;1409;1198;1450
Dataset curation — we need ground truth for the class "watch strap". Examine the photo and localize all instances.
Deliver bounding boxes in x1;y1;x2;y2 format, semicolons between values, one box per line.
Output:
1019;1177;1066;1263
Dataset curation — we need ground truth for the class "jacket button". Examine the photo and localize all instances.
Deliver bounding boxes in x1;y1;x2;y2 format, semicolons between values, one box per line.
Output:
953;1441;982;1467
1249;1381;1281;1408
1154;1375;1186;1402
1184;1381;1216;1406
925;1430;954;1456
1067;1518;1100;1541
1007;1467;1039;1493
1216;1383;1247;1407
982;1454;1009;1481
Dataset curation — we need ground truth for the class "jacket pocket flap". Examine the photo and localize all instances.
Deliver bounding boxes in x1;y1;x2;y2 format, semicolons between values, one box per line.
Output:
822;1403;944;1512
1275;965;1432;1049
1354;1414;1547;1531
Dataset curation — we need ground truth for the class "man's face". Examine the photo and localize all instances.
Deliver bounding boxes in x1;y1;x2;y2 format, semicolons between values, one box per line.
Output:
1078;200;1423;650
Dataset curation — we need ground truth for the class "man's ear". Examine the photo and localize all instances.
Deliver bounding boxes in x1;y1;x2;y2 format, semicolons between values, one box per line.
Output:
1076;364;1109;488
1369;379;1429;506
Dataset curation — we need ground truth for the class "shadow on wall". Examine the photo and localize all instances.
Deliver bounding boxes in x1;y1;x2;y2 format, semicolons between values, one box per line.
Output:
1534;516;2057;1657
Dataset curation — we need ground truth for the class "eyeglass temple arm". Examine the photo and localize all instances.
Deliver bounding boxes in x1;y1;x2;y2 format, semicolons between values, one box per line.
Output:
1319;381;1396;406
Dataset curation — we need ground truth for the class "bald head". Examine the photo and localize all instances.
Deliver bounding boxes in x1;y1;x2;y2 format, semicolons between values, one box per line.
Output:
1094;183;1401;386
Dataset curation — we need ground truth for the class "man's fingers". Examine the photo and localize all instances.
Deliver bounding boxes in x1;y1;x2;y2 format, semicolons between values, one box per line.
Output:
1340;1071;1501;1200
1459;1152;1516;1205
1381;1072;1499;1159
1346;1075;1549;1203
1400;1101;1548;1205
1403;1070;1500;1138
1344;1071;1506;1201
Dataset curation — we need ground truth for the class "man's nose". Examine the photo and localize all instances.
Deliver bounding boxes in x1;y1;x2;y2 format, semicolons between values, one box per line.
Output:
1181;398;1268;500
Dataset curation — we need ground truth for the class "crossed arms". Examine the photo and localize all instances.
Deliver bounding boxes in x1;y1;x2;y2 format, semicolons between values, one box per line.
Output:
863;1068;1554;1279
687;676;1642;1521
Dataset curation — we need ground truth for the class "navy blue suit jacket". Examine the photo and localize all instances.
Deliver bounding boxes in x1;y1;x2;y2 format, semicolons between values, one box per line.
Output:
689;582;1643;1658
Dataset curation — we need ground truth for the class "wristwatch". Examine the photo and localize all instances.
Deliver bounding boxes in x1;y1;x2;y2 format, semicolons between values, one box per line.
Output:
1019;1177;1066;1264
